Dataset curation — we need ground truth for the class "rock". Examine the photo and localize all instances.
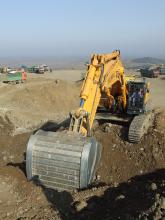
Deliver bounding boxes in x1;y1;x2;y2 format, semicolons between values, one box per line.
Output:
160;197;165;209
55;79;60;84
73;189;78;194
74;201;87;212
150;202;157;211
151;183;157;191
96;175;101;181
115;194;125;200
104;123;112;133
92;187;97;191
113;182;119;187
6;212;11;217
112;144;116;148
155;193;160;200
9;155;14;159
153;211;162;220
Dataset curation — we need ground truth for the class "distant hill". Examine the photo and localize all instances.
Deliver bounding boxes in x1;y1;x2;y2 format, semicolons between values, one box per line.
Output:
132;57;165;64
124;57;165;69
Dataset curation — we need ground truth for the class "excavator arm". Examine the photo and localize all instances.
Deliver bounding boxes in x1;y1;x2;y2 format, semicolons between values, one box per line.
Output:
69;50;126;136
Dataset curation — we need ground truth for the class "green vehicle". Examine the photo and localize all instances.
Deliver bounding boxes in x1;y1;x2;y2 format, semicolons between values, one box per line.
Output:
27;66;36;73
0;72;27;84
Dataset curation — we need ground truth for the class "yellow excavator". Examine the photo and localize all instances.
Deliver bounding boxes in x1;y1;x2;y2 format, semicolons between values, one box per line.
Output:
26;50;153;191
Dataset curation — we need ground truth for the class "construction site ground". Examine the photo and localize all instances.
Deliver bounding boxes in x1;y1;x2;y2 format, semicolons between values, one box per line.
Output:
0;70;164;220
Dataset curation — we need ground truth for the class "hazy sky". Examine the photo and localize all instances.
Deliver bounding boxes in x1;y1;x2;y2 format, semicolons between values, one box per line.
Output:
0;0;164;58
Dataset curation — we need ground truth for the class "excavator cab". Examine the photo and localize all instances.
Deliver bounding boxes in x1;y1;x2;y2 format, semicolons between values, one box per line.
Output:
127;79;147;115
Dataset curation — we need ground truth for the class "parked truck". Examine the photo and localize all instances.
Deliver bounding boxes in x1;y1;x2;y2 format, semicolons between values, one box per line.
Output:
160;67;165;75
0;71;27;84
140;67;160;78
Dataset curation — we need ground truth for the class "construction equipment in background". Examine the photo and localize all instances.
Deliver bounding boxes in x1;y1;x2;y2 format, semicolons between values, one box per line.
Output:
42;64;49;72
26;50;153;192
0;66;12;74
26;65;36;73
33;66;44;74
0;71;27;84
35;64;50;73
159;65;165;75
140;67;160;78
25;64;49;74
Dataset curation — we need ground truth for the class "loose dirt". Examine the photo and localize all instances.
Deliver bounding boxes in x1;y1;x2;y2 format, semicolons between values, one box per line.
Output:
0;78;80;134
0;111;164;220
0;72;164;219
95;111;165;185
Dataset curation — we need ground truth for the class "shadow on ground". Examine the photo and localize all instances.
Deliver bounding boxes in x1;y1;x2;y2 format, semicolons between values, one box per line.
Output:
39;117;70;132
40;169;165;220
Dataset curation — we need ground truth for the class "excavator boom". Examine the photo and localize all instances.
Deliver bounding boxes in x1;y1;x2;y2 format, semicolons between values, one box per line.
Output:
69;50;126;136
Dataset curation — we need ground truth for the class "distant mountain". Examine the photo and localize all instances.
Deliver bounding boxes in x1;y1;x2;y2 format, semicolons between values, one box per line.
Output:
131;57;165;64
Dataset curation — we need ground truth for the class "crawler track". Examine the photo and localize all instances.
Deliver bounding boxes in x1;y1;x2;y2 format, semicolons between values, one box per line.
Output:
128;111;154;143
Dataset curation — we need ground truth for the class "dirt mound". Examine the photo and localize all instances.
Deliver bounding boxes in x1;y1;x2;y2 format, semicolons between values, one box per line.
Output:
0;78;80;134
9;79;78;113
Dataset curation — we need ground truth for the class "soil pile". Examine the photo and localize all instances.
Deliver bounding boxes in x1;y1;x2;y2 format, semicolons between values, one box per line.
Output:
0;79;80;134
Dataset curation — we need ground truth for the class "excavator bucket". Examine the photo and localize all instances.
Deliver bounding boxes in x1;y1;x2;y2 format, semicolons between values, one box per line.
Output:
26;130;102;191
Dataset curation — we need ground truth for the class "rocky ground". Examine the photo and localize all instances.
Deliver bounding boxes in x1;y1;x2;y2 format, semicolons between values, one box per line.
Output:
0;73;164;220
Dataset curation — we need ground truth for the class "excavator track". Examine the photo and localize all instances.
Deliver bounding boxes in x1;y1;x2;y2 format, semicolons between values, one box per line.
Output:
128;111;154;143
26;130;101;191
